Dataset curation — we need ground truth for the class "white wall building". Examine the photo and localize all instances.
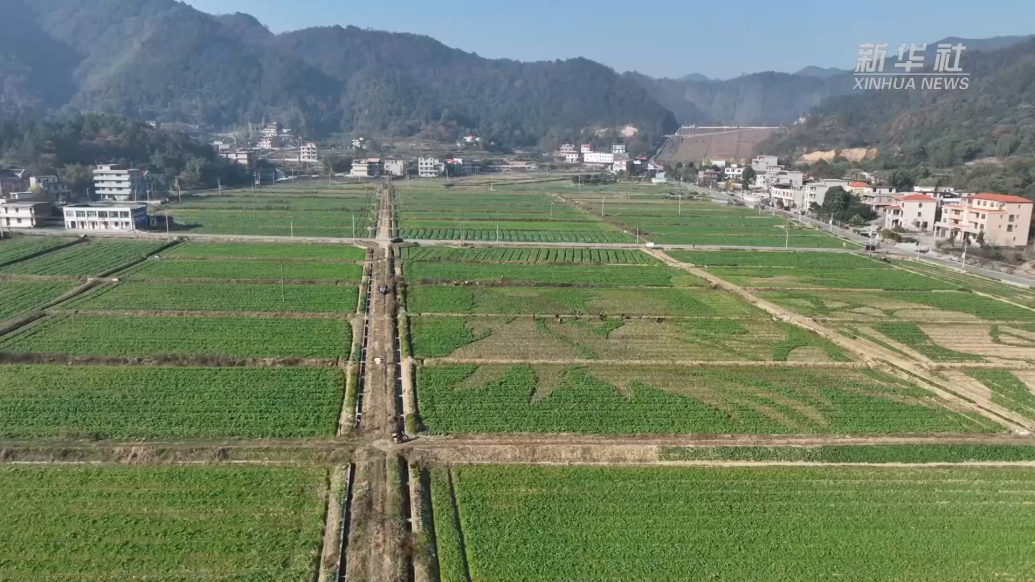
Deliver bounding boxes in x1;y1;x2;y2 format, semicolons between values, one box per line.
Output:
418;158;442;178
564;153;580;164
885;194;937;232
580;144;593;154
1;202;52;229
751;155;779;173
559;144;577;154
725;165;744;179
583;152;615;165
29;175;71;198
383;160;405;177
804;179;850;207
612;144;626;154
220;150;252;166
300;142;318;164
350;158;382;178
93;165;148;202
63;203;148;231
258;136;279;149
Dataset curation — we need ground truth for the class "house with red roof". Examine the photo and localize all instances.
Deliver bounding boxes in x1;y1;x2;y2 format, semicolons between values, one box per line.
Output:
934;193;1033;247
885;194;937;232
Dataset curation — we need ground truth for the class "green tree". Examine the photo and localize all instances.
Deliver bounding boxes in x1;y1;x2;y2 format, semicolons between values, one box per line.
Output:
741;167;756;188
61;164;93;197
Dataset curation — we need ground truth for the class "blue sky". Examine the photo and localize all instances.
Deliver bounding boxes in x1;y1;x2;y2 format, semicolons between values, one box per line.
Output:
185;0;1035;78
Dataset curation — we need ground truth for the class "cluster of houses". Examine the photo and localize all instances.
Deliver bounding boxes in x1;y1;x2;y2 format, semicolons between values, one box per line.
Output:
0;164;160;234
714;154;1033;248
346;157;538;179
555;144;648;175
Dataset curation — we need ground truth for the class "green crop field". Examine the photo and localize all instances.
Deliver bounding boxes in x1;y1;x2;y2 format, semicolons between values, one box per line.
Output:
0;237;72;265
123;258;363;281
409;316;849;362
406;286;761;317
0;465;326;582
0;279;76;321
432;465;1035;582
166;241;367;260
0;364;344;438
405;262;701;286
0;313;351;359
402;247;658;265
893;260;1035;306
873;321;985;362
658;443;1035;463
416;364;996;434
758;289;1035;322
967;369;1035;422
671;250;880;268
68;280;358;313
0;240;164;276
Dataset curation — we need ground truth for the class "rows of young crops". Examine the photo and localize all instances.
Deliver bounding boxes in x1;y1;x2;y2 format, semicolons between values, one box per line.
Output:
659;443;1035;463
399;228;634;243
167;241;367;260
873;321;985;361
409;316;849;362
967;369;1035;421
170;210;377;238
650;232;856;248
406;287;762;318
894;260;1035;306
416;364;998;434
671;250;880;269
402;247;658;265
0;465;326;582
0;279;76;321
0;237;71;265
759;289;1035;322
0;313;352;359
0;364;344;438
67;280;358;313
707;265;955;290
439;465;1035;582
404;262;702;287
0;240;164;276
123;258;363;282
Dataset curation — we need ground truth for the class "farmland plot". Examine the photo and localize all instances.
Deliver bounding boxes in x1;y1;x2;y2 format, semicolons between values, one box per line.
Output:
0;313;351;359
0;279;77;321
0;465;326;582
405;262;702;287
434;465;1035;582
67;281;358;313
406;286;761;318
0;364;344;438
409;316;849;362
967;369;1035;421
402;247;658;265
0;240;164;276
759;289;1035;323
417;364;996;434
0;237;72;265
122;258;363;282
166;241;367;260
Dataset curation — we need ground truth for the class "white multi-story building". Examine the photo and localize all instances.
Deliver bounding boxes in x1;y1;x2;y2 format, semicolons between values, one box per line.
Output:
885;194;937;232
751;155;779;173
560;144;577;155
769;185;803;209
580;144;593;154
770;170;804;188
261;123;280;138
564;153;580;164
300;142;318;164
583;152;614;165
804;179;850;207
63;203;148;232
29;175;71;198
1;202;52;229
258;136;279;149
612;144;626;154
725;165;744;179
93;165;148;202
935;193;1033;247
350;158;382;178
418;158;442;178
612;154;630;174
383;160;405;177
220;150;252;167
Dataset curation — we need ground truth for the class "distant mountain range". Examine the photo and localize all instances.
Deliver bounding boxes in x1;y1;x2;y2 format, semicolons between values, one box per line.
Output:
0;0;676;148
630;35;1035;128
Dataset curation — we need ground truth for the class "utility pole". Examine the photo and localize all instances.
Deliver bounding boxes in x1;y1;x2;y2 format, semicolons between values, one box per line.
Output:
785;220;790;250
290;221;294;239
961;239;969;272
165;214;170;237
352;214;356;240
496;224;500;244
601;197;605;217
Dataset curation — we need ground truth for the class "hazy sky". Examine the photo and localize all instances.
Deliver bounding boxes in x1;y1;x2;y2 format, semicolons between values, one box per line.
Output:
185;0;1035;78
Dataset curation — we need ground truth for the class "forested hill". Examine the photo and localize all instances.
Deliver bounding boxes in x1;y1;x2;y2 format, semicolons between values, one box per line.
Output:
0;0;677;148
758;37;1035;169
